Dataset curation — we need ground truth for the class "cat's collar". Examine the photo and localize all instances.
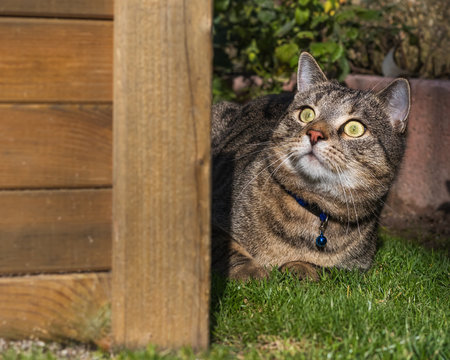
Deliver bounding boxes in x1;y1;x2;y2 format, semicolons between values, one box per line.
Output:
285;189;329;249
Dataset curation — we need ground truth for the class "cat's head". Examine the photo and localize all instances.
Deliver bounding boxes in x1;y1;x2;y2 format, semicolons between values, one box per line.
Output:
272;52;410;219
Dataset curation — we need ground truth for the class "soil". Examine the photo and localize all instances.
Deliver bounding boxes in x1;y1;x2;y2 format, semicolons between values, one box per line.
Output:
380;209;450;257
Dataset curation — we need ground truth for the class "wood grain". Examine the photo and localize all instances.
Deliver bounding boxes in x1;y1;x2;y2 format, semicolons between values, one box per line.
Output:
0;104;112;189
0;18;112;102
0;189;112;275
0;273;111;345
0;0;113;19
113;0;212;350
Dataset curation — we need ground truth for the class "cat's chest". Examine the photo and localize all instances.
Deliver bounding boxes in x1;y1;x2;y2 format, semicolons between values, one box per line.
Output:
242;210;357;268
233;188;325;242
232;186;360;261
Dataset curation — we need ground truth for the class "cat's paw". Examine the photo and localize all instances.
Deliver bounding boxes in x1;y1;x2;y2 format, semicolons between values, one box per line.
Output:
229;262;269;281
279;261;319;281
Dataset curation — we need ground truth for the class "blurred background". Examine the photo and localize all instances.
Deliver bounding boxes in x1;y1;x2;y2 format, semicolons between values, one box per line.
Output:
212;0;449;102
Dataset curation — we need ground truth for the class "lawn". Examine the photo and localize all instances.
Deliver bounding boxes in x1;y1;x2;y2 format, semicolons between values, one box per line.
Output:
1;231;448;359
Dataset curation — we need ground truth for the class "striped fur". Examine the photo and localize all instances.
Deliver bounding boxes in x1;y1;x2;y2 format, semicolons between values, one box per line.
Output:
212;53;410;281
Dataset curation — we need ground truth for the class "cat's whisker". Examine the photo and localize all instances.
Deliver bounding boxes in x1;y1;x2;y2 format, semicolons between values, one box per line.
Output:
347;187;362;238
342;157;390;194
334;163;362;238
348;169;393;210
235;155;287;201
361;171;391;192
265;151;297;187
243;149;291;170
367;80;386;93
355;177;396;213
332;163;352;236
231;142;294;162
232;148;278;162
218;149;280;168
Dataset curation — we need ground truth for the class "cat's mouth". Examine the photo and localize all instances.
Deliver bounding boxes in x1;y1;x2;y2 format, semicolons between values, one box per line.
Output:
294;150;334;180
305;151;325;166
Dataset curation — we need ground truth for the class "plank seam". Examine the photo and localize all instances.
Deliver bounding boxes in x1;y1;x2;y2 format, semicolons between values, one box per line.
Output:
0;270;111;279
0;101;113;105
0;15;113;22
0;186;112;193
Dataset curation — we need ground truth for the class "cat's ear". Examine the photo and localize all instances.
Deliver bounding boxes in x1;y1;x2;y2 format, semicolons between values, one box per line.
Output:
297;52;328;93
377;78;410;133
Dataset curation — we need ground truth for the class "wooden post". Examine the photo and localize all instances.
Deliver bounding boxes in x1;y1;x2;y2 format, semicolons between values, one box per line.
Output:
113;0;212;350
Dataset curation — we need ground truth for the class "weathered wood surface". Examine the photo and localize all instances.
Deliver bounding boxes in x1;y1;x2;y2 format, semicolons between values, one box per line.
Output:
0;0;113;19
0;104;112;189
0;18;112;102
113;0;212;350
0;273;111;346
0;189;112;275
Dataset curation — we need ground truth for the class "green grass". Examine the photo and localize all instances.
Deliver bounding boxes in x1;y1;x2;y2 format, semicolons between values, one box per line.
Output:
207;232;449;359
2;232;449;359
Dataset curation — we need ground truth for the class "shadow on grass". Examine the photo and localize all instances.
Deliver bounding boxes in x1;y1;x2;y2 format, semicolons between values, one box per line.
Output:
209;273;229;344
380;225;450;258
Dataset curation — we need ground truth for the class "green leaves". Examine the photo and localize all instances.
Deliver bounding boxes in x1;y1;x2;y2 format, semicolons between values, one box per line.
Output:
310;41;336;57
274;19;296;37
355;8;381;21
296;31;315;39
214;0;230;12
213;0;403;102
310;14;329;28
257;9;276;24
345;28;359;41
295;8;310;25
245;39;260;63
275;43;299;65
310;41;344;62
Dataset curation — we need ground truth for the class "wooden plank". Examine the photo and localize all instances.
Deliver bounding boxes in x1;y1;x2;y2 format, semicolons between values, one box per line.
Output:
113;0;212;350
0;104;112;189
0;273;111;346
0;18;112;102
0;189;112;275
0;0;113;19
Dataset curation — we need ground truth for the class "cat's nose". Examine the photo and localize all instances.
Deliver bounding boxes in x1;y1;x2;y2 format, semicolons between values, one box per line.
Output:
307;129;325;145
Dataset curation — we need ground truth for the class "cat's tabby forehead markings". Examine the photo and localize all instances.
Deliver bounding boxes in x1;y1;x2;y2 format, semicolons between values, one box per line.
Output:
291;84;374;128
212;52;410;281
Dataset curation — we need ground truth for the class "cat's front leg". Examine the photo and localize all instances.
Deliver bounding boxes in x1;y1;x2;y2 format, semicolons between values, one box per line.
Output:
212;226;269;281
229;257;269;281
279;261;319;281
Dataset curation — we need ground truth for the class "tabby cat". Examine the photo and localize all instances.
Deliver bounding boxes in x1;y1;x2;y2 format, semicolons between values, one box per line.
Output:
212;52;410;281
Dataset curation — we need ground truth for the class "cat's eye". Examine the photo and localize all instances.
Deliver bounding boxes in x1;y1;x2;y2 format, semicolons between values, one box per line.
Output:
299;107;315;123
343;120;365;138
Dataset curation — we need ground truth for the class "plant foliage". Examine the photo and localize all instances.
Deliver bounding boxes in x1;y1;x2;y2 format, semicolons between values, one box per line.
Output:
213;0;403;102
